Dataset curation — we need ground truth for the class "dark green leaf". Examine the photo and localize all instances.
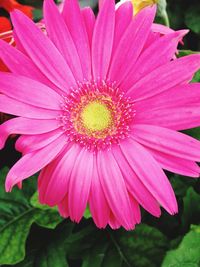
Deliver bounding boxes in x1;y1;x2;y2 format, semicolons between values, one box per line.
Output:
162;226;200;267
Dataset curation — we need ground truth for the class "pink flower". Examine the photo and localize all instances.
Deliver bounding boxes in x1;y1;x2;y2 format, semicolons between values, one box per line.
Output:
0;0;200;230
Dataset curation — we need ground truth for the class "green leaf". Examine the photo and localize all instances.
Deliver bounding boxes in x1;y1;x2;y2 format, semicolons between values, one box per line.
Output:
185;6;200;34
162;226;200;267
182;188;200;231
0;168;62;265
114;224;169;267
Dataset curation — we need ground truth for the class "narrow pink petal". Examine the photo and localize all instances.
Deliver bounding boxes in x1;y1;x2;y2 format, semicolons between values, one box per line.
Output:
0;95;60;119
135;106;200;131
108;6;156;84
135;83;200;111
129;194;141;224
0;39;60;92
15;129;63;153
132;124;200;162
152;23;174;34
121;138;178;215
44;0;83;82
81;7;95;47
127;54;200;100
109;212;121;230
97;150;135;230
92;0;115;79
68;148;93;222
39;144;81;207
11;10;76;92
62;0;91;80
5;134;67;191
58;194;69;218
89;154;110;229
134;83;200;130
112;1;133;52
0;117;60;149
121;30;188;90
144;146;200;178
112;145;161;217
0;72;62;110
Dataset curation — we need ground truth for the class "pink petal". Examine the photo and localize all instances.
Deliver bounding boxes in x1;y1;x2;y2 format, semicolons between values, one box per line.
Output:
112;145;161;217
62;0;91;80
144;146;200;178
112;1;133;52
68;148;93;222
44;0;83;82
108;5;156;84
127;54;200;100
129;194;141;224
92;0;115;80
5;134;67;191
81;7;95;47
0;117;60;149
132;124;200;162
0;95;60;119
134;83;200;130
89;154;110;229
121;138;178;215
109;212;121;230
39;144;81;207
0;72;62;110
11;10;76;92
121;30;188;91
0;39;60;92
15;129;63;153
97;150;135;230
58;194;69;218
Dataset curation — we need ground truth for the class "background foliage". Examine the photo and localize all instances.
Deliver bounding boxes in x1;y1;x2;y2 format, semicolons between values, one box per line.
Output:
0;0;200;266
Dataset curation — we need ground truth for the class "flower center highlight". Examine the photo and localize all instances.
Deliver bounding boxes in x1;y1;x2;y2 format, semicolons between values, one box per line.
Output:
80;101;112;132
60;80;135;150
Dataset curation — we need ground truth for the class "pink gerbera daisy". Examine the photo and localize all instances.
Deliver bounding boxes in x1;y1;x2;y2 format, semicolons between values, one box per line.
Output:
0;0;200;230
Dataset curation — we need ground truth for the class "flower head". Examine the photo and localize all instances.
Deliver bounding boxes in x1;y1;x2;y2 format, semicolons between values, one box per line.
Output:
0;0;200;230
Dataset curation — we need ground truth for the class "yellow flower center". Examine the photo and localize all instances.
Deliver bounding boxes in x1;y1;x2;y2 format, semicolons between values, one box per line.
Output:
81;101;112;132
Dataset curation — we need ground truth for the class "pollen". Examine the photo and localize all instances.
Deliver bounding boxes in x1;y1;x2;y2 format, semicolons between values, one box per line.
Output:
81;101;112;132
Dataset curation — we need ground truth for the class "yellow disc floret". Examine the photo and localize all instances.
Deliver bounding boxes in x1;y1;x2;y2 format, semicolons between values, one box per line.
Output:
81;101;112;132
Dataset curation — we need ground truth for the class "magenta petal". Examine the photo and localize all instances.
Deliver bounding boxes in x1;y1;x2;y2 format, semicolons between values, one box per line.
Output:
58;194;69;218
44;0;83;82
81;7;95;47
144;146;200;178
112;1;133;52
0;117;60;149
121;30;188;91
127;54;200;100
97;150;135;230
134;83;200;130
89;154;110;229
108;5;156;85
68;148;93;222
39;144;81;207
62;0;91;80
0;39;60;90
11;10;76;92
132;124;200;161
92;0;115;80
0;95;60;120
5;134;67;191
0;73;62;110
112;145;161;217
15;129;63;153
121;139;178;215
